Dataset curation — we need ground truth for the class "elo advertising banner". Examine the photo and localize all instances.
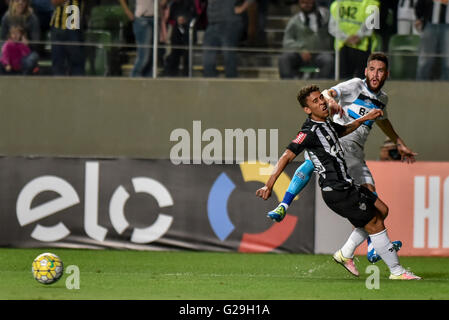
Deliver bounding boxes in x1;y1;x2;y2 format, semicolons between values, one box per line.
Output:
355;161;449;257
0;157;315;253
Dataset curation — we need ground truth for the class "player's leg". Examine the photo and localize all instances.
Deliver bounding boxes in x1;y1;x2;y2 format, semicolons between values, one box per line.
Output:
341;148;383;262
333;227;367;277
267;159;314;222
322;187;364;277
327;187;419;279
359;182;403;263
342;144;403;263
364;198;421;280
336;180;402;263
340;227;369;261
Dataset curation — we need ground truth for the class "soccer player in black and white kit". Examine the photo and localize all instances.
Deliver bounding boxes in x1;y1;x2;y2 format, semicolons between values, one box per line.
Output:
266;53;416;266
256;85;421;280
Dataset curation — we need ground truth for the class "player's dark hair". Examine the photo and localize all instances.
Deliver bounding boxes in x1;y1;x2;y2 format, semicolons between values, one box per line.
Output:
297;85;320;108
367;52;389;70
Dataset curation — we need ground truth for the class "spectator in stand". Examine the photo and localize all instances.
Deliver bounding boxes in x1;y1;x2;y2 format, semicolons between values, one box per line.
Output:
202;0;254;78
415;0;449;80
1;0;40;73
377;0;398;51
1;0;40;46
284;0;332;6
163;0;196;77
193;0;207;31
328;0;380;79
50;0;87;76
166;0;196;25
255;0;269;46
31;0;53;38
242;0;269;47
119;0;168;78
30;0;53;58
397;0;419;35
0;0;9;19
278;0;334;79
0;24;38;74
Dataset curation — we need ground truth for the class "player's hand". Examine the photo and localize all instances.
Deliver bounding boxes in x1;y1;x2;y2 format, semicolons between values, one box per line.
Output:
256;186;272;200
327;98;344;117
363;108;383;121
397;144;418;164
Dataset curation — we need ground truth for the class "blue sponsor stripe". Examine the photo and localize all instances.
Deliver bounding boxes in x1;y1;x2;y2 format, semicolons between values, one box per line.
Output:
354;99;381;110
347;109;374;128
348;109;360;119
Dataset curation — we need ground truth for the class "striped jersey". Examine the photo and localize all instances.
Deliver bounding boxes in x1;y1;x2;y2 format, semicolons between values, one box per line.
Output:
50;0;84;30
287;118;353;190
331;78;388;148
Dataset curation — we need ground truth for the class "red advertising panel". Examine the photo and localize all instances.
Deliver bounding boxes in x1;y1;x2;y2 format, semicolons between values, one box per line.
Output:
355;161;449;256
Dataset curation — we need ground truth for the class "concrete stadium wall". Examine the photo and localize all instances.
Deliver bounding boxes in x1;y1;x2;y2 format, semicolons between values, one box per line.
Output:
1;77;448;161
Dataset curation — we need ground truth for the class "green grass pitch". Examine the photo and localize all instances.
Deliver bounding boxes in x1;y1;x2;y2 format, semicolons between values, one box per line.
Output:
1;248;448;300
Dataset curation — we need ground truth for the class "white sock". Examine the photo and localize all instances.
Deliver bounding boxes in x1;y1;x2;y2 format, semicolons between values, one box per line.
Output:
280;203;289;211
369;229;405;276
341;228;369;258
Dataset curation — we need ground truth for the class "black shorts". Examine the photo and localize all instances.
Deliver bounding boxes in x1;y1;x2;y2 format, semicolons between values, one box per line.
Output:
321;185;378;228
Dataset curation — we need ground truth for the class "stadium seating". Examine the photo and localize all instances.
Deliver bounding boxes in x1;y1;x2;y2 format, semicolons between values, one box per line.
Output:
85;30;112;76
87;5;129;76
388;34;421;80
88;5;128;43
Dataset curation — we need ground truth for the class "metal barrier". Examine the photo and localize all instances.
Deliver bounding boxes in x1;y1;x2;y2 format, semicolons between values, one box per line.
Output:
189;18;197;78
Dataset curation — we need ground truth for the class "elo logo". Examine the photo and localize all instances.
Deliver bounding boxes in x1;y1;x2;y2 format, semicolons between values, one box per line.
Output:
207;162;298;253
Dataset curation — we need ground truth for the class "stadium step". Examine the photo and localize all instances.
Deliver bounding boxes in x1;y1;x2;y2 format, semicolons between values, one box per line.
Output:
266;15;291;30
118;0;297;79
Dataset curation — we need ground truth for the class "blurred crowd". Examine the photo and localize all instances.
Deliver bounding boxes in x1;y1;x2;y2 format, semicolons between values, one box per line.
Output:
0;0;447;80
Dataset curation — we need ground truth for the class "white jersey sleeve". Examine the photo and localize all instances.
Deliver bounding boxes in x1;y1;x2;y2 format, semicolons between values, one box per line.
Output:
330;78;389;147
331;78;365;103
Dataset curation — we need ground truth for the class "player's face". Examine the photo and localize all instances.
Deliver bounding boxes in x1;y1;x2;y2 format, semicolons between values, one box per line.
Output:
365;60;388;92
304;91;329;121
299;0;315;13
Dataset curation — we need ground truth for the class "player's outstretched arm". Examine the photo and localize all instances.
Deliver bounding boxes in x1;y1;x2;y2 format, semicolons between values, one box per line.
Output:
376;119;418;163
256;149;297;200
323;89;344;117
339;109;383;137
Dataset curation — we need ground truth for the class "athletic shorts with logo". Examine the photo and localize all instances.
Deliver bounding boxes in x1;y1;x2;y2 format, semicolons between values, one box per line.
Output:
321;185;378;228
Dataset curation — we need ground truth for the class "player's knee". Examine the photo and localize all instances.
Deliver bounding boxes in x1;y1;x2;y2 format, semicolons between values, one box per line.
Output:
382;206;389;219
374;198;388;220
365;213;385;234
379;203;389;220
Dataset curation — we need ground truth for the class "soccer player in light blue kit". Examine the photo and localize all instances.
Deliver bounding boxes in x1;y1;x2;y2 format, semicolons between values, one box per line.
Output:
264;53;417;274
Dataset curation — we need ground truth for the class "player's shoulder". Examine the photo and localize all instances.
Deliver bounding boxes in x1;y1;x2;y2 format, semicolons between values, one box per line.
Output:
376;88;389;106
350;77;366;89
300;118;321;132
379;88;388;99
343;77;364;86
332;77;364;93
291;119;315;143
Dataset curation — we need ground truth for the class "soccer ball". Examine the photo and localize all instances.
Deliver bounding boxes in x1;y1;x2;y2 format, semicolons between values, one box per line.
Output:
32;252;64;284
